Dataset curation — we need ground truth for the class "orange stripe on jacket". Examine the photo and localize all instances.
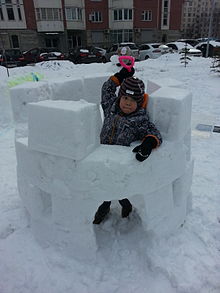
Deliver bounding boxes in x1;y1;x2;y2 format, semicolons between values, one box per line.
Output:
141;93;149;109
110;75;121;86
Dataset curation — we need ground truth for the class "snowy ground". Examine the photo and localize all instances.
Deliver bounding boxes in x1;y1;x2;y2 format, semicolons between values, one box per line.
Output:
0;54;220;293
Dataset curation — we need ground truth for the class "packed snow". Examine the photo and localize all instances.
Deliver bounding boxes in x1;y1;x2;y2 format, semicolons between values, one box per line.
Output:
0;54;220;293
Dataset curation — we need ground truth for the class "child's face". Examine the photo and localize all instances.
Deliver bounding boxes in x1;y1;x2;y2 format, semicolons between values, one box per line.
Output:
119;95;137;114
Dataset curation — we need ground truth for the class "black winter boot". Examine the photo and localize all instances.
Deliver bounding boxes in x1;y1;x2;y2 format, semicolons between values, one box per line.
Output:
119;199;132;218
93;201;111;224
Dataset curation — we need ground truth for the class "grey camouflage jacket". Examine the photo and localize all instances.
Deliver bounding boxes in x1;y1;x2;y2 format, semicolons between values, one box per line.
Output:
100;78;162;147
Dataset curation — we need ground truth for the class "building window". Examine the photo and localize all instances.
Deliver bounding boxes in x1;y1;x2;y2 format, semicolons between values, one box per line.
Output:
162;0;169;26
141;10;152;21
112;29;133;43
47;8;53;20
6;1;15;21
17;6;22;20
113;9;132;21
45;38;58;48
36;8;62;21
65;7;82;21
11;35;19;48
89;11;102;22
0;6;4;20
7;7;14;20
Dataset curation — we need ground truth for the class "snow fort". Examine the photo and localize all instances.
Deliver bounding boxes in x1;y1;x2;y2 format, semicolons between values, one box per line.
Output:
10;73;194;260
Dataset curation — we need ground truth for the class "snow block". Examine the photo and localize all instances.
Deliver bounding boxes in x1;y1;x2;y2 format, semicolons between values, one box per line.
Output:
28;100;102;160
183;129;192;161
9;73;110;138
147;78;183;95
10;81;51;123
142;184;174;230
17;174;52;220
148;87;192;141
49;78;84;101
73;141;187;201
172;160;194;207
16;138;187;202
83;73;110;104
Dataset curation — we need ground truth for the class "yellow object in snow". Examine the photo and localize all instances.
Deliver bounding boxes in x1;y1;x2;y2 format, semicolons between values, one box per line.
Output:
7;72;44;88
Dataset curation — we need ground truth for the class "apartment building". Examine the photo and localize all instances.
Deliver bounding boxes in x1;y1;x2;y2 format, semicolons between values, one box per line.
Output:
0;0;184;53
181;0;220;39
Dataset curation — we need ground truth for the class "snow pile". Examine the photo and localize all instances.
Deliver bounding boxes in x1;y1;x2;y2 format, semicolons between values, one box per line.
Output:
35;60;76;71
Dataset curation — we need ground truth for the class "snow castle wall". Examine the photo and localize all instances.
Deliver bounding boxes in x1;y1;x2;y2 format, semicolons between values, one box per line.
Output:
10;74;194;260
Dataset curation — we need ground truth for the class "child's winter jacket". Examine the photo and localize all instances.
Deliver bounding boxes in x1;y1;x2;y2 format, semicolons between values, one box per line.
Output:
100;78;162;147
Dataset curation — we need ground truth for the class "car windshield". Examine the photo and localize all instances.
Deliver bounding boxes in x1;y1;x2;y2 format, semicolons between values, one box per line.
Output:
152;45;159;48
120;43;138;50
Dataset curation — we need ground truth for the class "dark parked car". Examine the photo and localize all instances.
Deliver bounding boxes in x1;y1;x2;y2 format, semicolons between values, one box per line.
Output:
195;41;220;57
0;49;23;67
177;39;199;47
68;46;103;64
19;47;65;65
38;51;65;61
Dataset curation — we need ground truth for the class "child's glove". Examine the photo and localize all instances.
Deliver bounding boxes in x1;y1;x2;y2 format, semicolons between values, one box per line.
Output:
114;67;135;84
132;136;157;162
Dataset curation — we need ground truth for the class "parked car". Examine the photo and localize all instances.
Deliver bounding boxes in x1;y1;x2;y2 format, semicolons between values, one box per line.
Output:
68;46;103;64
158;44;170;54
94;47;106;56
166;42;202;57
139;43;162;60
195;41;220;57
103;42;140;62
0;49;23;67
177;39;199;47
40;51;65;61
19;47;64;65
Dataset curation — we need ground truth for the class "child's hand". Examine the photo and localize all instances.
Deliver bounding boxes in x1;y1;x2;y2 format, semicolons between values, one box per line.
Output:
114;67;135;84
132;136;157;162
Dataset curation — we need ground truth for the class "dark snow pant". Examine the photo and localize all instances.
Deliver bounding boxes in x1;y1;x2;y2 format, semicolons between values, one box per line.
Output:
98;198;132;211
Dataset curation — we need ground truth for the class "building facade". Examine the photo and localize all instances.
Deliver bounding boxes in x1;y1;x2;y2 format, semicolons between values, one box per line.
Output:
181;0;220;39
0;0;184;53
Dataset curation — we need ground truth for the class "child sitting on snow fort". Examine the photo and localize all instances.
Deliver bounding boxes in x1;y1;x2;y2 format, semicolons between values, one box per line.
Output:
93;66;163;224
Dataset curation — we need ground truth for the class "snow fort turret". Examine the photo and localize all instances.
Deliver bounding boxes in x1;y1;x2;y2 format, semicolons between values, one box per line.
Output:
10;74;194;261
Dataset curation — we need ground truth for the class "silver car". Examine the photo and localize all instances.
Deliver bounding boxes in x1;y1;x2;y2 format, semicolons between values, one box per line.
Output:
139;43;162;60
103;42;140;62
166;42;202;57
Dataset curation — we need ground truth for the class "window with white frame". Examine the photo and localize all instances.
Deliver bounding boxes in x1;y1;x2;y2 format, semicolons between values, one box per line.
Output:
89;11;102;22
65;7;82;21
141;10;152;21
162;0;169;26
36;8;62;21
113;9;132;21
